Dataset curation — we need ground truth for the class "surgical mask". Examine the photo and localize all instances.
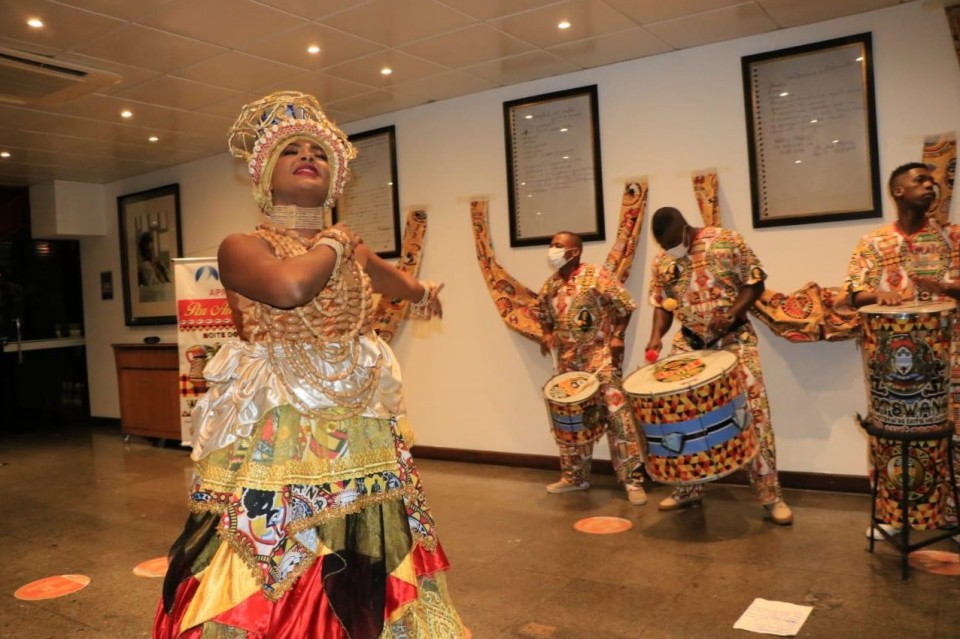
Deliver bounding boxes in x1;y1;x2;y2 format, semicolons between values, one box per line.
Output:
547;247;571;270
664;228;688;260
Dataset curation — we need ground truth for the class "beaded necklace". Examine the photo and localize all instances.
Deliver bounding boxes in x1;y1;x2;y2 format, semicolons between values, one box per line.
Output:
250;220;381;419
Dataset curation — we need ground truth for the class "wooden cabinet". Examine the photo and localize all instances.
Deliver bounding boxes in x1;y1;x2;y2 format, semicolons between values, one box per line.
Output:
112;343;180;441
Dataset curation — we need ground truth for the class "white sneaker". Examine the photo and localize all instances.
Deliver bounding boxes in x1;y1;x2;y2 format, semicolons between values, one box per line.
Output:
865;523;899;540
546;479;589;494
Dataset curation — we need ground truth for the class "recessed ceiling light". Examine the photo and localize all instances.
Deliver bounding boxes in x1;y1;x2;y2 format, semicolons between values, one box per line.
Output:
810;119;818;124
779;91;789;97
0;151;10;158
524;114;533;120
794;159;803;164
558;20;571;29
560;127;568;132
121;110;133;118
27;18;44;28
380;67;393;76
562;155;570;160
856;56;864;62
307;45;320;54
148;136;159;143
832;139;840;144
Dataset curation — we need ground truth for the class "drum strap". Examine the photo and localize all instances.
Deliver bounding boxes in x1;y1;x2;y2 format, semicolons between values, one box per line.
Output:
681;318;747;349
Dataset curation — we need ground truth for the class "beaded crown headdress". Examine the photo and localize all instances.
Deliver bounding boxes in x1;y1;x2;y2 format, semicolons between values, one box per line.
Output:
227;91;357;211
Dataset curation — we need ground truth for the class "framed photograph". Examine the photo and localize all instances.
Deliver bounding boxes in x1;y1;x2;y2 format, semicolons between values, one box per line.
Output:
503;85;605;247
742;33;881;228
334;125;401;258
117;184;183;326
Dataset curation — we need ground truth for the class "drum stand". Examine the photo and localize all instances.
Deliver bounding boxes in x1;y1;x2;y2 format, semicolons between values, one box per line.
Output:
867;435;960;580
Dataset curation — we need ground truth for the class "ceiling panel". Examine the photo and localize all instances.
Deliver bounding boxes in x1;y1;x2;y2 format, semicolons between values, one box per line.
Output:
391;71;499;103
319;0;476;47
435;0;566;21
465;51;579;85
172;53;304;93
70;24;226;73
645;2;778;49
239;23;385;71
0;0;125;53
547;26;672;69
255;73;375;104
140;0;306;50
322;50;449;87
116;76;243;111
488;0;632;49
254;0;368;20
757;0;902;28
54;0;177;22
603;0;747;25
398;25;536;69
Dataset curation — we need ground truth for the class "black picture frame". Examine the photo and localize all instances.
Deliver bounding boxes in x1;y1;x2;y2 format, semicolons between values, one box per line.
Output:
503;85;605;247
742;33;882;228
117;183;183;326
333;125;401;258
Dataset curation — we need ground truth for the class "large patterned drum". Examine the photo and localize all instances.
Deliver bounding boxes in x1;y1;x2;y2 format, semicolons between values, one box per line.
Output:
858;301;956;441
542;371;605;446
624;350;758;485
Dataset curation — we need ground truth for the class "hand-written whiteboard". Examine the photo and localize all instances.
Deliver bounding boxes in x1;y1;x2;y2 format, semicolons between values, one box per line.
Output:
742;33;881;227
504;85;605;246
334;126;401;257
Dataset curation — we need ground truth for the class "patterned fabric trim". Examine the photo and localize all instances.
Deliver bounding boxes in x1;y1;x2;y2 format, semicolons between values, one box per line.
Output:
371;209;428;344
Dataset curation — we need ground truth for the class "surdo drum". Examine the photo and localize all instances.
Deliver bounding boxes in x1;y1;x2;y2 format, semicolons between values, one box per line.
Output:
624;350;758;485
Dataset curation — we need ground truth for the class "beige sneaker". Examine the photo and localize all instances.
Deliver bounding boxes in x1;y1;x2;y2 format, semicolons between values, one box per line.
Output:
546;479;589;494
766;501;793;526
658;492;702;511
626;486;648;506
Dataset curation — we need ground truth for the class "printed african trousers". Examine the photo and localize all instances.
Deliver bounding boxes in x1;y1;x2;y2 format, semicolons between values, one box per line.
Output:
153;406;466;639
557;369;645;488
668;324;783;505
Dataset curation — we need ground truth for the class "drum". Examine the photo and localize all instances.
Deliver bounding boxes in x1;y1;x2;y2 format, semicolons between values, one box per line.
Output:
623;350;758;485
542;371;604;446
858;301;956;441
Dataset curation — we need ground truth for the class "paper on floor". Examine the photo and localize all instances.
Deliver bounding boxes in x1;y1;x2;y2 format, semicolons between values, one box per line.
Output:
733;598;814;636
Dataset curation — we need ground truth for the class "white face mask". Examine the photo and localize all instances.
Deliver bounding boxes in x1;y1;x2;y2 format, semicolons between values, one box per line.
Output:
547;246;571;270
664;228;688;260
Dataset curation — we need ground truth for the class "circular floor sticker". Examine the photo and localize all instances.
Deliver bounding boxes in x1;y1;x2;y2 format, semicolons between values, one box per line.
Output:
15;574;90;601
573;516;633;534
908;549;960;576
133;557;169;578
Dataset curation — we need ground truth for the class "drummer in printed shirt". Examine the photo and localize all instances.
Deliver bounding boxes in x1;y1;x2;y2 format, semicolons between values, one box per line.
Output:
844;161;960;540
537;231;648;506
645;207;793;525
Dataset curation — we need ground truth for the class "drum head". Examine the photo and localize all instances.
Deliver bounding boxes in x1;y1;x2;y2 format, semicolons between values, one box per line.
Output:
859;300;957;316
624;350;737;397
543;371;600;404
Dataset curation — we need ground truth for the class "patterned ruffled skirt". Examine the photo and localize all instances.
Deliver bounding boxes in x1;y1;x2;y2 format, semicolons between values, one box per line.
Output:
153;405;466;639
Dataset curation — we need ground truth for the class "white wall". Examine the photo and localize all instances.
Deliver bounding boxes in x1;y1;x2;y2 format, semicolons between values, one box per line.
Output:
82;1;960;477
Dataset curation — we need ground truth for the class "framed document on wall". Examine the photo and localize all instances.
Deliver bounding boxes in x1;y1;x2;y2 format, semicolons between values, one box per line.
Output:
334;125;401;258
504;85;605;247
742;33;881;228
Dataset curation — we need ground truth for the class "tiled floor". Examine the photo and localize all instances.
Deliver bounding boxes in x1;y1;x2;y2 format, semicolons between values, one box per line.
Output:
1;424;959;638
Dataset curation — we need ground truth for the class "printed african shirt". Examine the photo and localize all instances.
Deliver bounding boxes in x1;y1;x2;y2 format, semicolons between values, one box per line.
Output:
843;219;960;302
648;227;767;344
537;263;636;374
